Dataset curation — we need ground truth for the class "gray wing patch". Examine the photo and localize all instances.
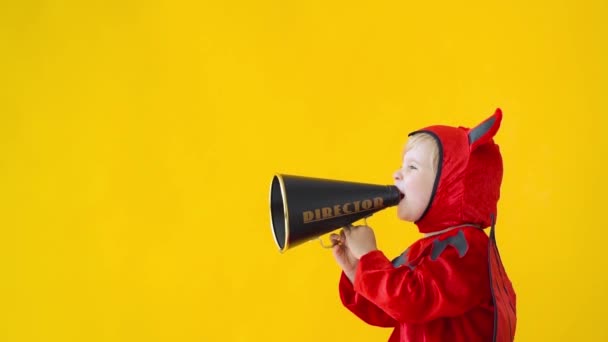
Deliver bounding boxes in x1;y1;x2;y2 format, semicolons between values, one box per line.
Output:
430;230;469;261
468;116;496;145
391;247;414;270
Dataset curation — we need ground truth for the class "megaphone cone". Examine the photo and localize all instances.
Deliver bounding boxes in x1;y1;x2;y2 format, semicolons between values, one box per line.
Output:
270;174;402;252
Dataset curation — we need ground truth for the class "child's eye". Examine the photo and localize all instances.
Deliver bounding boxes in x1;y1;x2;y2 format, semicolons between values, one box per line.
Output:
408;165;417;170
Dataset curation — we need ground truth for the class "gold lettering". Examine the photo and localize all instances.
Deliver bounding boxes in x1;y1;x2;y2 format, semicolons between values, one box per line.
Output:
303;211;314;223
333;205;342;216
304;199;386;223
342;203;352;214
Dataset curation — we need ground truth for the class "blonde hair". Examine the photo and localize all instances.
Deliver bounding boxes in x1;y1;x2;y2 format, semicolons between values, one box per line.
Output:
405;133;439;173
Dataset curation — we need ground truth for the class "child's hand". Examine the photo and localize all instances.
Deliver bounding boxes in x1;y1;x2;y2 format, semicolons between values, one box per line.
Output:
344;224;378;259
330;230;358;282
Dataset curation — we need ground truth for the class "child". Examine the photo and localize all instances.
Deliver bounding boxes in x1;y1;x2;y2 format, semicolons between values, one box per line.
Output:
330;108;516;342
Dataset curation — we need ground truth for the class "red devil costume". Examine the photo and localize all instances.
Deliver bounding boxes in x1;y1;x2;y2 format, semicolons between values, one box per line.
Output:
338;109;517;341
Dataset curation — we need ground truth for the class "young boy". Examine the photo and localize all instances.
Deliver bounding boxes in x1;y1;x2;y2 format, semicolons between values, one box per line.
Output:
330;108;516;342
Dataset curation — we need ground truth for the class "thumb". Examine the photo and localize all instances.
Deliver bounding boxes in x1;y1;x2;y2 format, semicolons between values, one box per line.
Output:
340;229;349;245
329;234;340;245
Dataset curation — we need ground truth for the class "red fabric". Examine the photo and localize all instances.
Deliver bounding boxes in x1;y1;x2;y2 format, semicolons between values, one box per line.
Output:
338;108;516;341
489;230;517;341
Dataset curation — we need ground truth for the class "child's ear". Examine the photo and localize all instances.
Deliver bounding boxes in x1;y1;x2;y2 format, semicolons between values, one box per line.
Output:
468;108;503;151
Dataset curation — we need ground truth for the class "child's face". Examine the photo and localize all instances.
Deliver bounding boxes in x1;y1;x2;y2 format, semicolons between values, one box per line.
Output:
393;139;437;222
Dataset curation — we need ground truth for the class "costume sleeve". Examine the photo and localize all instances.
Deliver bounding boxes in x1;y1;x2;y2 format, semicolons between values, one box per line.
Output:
353;244;488;325
338;271;397;327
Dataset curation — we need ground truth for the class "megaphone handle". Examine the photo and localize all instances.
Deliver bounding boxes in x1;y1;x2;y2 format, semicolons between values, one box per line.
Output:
318;216;371;249
318;237;335;249
318;225;351;249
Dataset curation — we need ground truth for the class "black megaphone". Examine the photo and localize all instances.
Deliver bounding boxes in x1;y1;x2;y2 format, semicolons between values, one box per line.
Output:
269;174;402;252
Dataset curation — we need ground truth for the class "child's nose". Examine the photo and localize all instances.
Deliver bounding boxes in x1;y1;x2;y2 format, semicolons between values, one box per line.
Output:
393;170;403;181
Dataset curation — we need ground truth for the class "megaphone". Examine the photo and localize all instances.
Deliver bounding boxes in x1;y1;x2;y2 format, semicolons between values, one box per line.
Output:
269;174;403;252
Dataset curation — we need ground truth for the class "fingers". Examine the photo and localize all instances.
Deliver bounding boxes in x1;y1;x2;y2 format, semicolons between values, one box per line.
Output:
340;229;347;246
339;222;373;244
342;225;356;243
343;224;358;239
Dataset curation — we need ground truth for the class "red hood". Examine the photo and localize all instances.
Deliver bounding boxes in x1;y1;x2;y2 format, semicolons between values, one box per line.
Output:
409;108;504;234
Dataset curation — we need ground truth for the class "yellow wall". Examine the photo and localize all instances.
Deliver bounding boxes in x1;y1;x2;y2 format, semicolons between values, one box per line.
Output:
1;1;607;341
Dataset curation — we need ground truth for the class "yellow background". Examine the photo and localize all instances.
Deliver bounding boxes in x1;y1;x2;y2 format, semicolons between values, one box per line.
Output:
1;0;606;341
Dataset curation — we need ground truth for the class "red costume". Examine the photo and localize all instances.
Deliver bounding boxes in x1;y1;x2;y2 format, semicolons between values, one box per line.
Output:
339;109;517;341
